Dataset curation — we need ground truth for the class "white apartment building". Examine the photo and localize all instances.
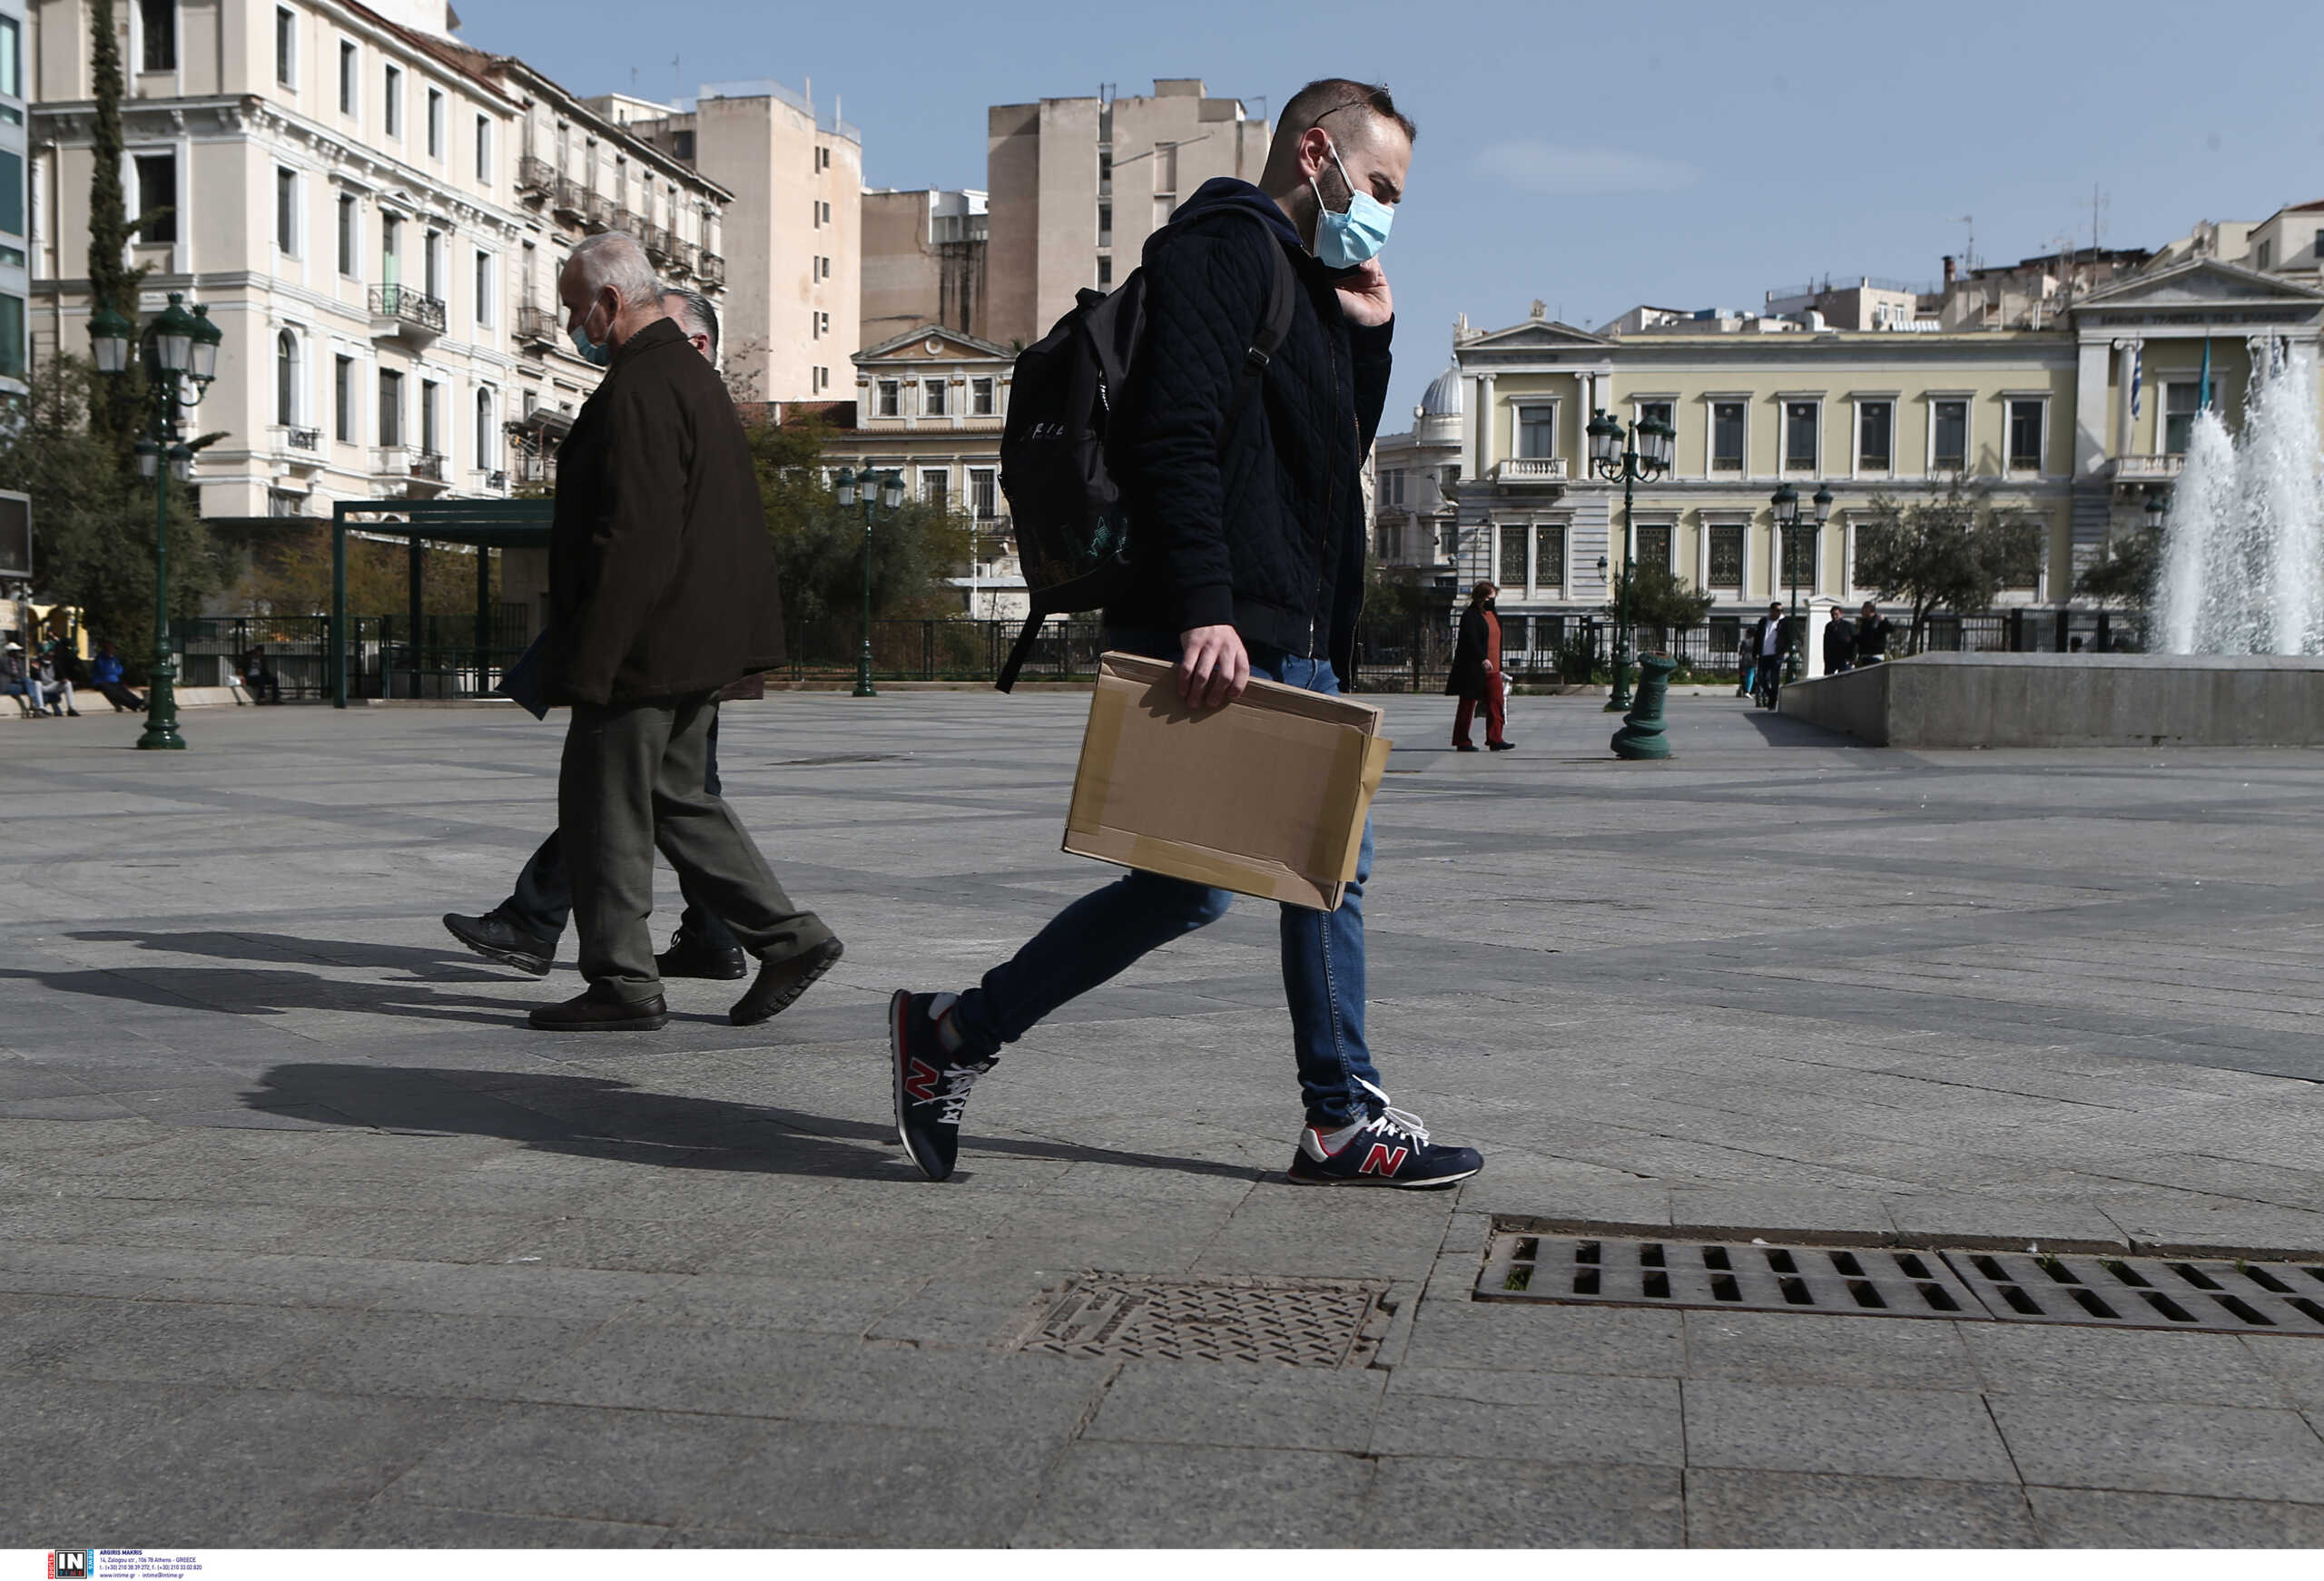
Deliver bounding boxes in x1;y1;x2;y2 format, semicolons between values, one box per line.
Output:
986;79;1269;348
26;0;726;516
0;0;24;398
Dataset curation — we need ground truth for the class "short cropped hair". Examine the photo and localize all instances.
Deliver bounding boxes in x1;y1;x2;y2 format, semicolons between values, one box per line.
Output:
565;232;661;312
1279;78;1417;150
661;288;720;361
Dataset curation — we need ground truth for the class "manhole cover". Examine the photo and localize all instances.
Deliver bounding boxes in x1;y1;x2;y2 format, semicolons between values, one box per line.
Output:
1478;1233;2324;1336
1015;1274;1389;1366
1480;1235;1981;1321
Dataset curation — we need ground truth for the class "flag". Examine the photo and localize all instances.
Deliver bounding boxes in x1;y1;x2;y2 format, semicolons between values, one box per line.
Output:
2130;343;2142;419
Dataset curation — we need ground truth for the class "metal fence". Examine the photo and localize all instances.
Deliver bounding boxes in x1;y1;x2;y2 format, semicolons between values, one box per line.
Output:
174;609;532;701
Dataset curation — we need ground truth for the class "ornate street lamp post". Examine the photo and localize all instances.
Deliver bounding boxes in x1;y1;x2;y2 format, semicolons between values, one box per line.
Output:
91;292;221;750
1769;479;1833;682
1586;407;1674;712
834;466;905;697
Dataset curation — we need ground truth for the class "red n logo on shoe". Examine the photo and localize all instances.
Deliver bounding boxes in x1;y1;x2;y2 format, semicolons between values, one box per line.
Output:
1360;1144;1408;1175
904;1057;940;1103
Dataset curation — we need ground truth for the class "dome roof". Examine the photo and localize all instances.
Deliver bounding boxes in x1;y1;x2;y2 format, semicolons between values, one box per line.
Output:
1419;364;1464;417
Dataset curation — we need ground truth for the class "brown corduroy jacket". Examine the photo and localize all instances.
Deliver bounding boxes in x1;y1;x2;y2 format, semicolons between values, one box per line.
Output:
546;317;784;706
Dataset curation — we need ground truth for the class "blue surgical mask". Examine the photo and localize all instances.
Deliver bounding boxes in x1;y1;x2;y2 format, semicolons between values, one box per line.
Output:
570;300;614;368
1310;135;1393;270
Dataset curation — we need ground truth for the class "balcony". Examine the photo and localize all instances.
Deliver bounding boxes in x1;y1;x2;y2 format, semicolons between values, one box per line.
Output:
667;239;697;278
585;192;614;231
643;223;674;265
274;425;324;472
1490;457;1568;484
2109;453;2185;481
699;250;724;287
552;177;586;222
372;446;449;495
513;451;556;486
515;302;559;353
369;284;446;345
613;208;645;240
517;154;556;199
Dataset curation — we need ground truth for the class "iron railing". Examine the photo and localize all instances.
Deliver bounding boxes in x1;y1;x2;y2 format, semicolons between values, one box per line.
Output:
369;284;447;334
514;303;558;347
517;154;556;197
699;250;724;286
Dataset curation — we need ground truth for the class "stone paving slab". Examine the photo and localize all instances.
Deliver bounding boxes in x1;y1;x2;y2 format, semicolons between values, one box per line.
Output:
10;696;2324;1546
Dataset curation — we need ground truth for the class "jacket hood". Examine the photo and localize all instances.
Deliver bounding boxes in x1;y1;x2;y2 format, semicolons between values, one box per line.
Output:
1170;177;1307;256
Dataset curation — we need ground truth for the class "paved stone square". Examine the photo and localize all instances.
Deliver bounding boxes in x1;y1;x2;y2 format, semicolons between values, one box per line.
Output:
5;690;2324;1547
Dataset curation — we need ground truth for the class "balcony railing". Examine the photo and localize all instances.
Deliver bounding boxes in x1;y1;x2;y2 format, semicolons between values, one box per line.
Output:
517;154;556;197
514;452;556;486
487;469;509;492
2111;453;2185;481
284;426;321;451
373;447;447;485
586;192;614;230
1490;457;1569;483
515;303;558;349
613;208;645;239
369;284;447;336
552;177;586;220
699;250;724;286
668;240;697;277
411;451;445;482
643;223;673;263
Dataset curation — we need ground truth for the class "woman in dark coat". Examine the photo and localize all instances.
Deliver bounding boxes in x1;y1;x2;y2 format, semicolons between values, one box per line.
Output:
1446;580;1512;751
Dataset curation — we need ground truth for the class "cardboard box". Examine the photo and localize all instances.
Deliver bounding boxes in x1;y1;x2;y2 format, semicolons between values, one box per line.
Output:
1064;652;1393;911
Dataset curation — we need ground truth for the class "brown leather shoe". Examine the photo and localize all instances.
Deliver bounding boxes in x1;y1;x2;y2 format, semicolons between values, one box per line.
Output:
729;937;844;1026
528;984;669;1031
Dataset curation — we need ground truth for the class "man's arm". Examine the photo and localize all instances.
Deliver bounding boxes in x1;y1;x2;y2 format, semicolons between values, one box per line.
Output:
558;377;693;703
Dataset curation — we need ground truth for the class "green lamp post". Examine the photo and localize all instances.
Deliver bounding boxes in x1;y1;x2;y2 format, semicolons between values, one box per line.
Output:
834;466;905;697
91;292;221;750
1770;479;1833;683
1585;406;1675;712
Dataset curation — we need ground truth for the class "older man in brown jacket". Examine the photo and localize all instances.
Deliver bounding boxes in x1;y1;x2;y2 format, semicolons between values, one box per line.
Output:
534;231;842;1031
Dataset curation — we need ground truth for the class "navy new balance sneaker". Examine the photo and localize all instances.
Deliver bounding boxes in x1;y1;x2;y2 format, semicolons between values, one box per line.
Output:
1286;1080;1482;1190
891;989;996;1183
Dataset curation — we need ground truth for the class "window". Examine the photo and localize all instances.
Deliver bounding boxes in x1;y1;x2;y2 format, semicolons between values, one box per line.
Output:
1711;401;1745;472
1534;525;1565;590
1098;147;1112;194
133;152;176;242
1857;400;1893;471
1097;203;1112;247
334;355;355;441
2256;239;2274;271
1635;524;1671;573
1932;399;1967;471
0;17;21;98
427;89;445;159
275;330;298;424
383;64;401;137
971;378;995;417
1783;400;1819;471
139;0;175;72
1155;142;1178;194
0;295;19;378
822;201;831;223
2163;383;2201;456
274;6;294;87
1709;525;1744;589
274;167;297;254
1636;400;1674;436
474;115;491;182
1499;525;1529;588
420;378;440;456
423;230;441;300
339;41;357;114
1780;525;1817;590
1516;404;1556;459
2007;399;2043;471
924;378;947;417
1096;256;1112;289
380;214;399;280
0;152;21;238
1153;196;1174;229
877;379;900;417
336;193;357;276
475;388;494;470
473;251;493;329
378;368;402;446
673;129;694;162
970;467;997;518
1382;468;1404;506
922;469;947;511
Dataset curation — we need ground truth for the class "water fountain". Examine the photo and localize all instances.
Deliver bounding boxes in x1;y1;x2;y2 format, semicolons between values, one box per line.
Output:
2155;341;2324;654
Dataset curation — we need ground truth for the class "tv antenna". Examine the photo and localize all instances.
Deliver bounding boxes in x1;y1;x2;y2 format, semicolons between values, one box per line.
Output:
1951;214;1975;274
2081;182;2109;255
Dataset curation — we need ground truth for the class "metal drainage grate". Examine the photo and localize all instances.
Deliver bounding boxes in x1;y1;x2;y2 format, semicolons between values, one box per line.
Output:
1947;1249;2324;1335
1015;1274;1390;1366
1477;1234;2324;1336
1480;1236;1982;1321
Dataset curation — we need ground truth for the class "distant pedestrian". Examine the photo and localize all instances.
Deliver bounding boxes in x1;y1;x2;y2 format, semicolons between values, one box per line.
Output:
31;649;78;716
88;641;145;712
1736;625;1755;698
1;643;38;717
1750;602;1790;673
241;647;283;704
2069;635;2085;653
1853;601;1893;666
1447;579;1512;751
1822;607;1856;676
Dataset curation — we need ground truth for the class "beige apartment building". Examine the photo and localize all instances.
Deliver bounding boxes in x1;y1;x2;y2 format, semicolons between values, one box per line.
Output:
26;0;726;521
985;78;1269;348
1413;247;2324;669
862;187;986;344
620;79;860;404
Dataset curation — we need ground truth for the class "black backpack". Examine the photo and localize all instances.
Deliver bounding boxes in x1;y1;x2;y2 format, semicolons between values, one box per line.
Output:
994;208;1299;692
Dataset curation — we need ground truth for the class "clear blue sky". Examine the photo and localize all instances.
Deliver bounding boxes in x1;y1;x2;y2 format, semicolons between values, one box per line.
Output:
464;0;2324;423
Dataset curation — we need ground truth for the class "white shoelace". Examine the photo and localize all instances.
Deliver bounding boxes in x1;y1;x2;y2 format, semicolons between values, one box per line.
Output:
934;1062;989;1126
1354;1077;1431;1147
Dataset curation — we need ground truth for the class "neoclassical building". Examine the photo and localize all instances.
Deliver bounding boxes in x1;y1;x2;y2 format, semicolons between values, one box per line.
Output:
27;0;727;516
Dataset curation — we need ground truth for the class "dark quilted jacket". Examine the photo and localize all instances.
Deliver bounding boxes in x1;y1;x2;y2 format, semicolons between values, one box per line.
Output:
1109;178;1393;677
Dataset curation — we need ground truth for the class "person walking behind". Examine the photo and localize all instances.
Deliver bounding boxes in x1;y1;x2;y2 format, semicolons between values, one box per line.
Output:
1821;605;1856;677
445;289;747;983
1854;601;1894;667
1447;580;1512;751
1748;601;1789;703
888;78;1482;1189
88;641;145;712
530;233;841;1031
1736;624;1756;699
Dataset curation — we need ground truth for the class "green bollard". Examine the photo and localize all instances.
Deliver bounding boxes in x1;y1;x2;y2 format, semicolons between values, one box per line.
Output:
1610;653;1678;761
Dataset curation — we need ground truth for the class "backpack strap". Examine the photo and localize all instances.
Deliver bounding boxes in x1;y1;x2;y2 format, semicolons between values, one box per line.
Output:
996;606;1044;693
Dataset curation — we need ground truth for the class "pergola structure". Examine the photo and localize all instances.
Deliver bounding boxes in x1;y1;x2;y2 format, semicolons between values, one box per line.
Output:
330;498;553;708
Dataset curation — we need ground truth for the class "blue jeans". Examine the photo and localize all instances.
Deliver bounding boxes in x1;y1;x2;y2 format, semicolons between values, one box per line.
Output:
950;633;1383;1127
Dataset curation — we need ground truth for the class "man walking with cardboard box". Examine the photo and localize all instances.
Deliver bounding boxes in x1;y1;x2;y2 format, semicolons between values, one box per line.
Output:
889;79;1482;1189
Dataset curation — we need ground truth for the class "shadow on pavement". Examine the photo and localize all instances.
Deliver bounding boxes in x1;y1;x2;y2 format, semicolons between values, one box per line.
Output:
0;965;522;1027
1738;707;1879;748
69;928;514;980
245;1062;1266;1184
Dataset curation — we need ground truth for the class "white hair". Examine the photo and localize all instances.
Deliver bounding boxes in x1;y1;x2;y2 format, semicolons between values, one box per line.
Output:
565;232;662;311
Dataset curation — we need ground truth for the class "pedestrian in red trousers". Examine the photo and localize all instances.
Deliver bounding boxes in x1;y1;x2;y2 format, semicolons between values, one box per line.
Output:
1447;580;1512;751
